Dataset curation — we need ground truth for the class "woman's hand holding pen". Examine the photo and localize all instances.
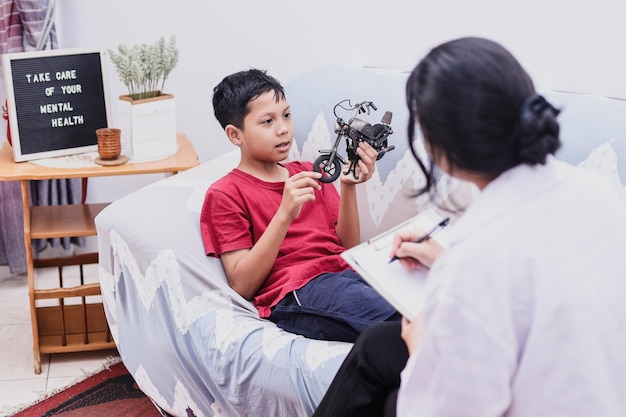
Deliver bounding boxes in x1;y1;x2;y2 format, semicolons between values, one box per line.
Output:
390;229;444;270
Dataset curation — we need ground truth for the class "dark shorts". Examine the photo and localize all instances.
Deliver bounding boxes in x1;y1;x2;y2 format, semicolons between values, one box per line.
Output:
268;269;401;343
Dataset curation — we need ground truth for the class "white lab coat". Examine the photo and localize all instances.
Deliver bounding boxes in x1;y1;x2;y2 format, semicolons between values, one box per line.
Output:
397;156;626;417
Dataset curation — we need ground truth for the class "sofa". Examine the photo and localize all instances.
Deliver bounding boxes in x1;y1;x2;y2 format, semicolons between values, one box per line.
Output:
95;66;626;417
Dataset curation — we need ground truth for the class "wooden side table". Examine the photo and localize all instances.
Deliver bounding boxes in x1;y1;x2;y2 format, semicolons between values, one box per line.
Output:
0;133;199;373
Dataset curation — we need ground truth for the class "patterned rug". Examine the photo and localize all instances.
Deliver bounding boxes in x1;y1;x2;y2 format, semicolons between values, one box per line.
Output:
11;362;162;417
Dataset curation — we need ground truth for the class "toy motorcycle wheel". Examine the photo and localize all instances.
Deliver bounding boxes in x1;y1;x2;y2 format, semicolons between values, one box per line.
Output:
313;154;341;183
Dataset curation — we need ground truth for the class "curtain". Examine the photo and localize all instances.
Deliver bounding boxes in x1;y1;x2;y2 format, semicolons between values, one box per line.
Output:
0;0;83;274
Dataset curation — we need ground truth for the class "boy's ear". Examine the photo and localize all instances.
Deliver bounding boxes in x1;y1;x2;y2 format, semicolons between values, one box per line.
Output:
225;124;242;146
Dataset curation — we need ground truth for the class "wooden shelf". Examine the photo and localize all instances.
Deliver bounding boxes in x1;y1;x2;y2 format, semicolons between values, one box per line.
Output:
30;203;108;239
0;133;199;180
39;333;116;354
0;133;199;373
33;252;99;269
35;282;101;300
37;303;115;354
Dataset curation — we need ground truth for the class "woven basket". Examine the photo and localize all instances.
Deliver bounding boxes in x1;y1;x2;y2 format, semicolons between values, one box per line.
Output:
96;128;121;160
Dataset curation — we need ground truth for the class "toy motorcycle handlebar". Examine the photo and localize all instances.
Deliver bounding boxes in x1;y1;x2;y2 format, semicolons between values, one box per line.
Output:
334;100;378;119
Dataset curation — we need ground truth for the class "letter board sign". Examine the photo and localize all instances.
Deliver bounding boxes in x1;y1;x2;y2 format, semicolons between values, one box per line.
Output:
2;48;111;162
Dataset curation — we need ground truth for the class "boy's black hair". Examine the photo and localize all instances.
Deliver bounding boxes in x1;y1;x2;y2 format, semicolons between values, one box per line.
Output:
212;68;286;130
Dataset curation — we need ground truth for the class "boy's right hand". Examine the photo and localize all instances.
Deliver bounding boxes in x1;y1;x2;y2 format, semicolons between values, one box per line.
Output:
278;171;322;221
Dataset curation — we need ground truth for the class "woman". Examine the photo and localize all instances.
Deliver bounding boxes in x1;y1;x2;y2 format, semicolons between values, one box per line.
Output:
313;37;626;417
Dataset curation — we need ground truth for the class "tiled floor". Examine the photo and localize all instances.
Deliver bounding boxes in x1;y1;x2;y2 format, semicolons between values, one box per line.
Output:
0;265;119;416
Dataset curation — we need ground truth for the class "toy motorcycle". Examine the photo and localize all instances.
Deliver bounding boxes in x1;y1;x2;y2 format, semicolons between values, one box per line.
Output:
313;99;395;183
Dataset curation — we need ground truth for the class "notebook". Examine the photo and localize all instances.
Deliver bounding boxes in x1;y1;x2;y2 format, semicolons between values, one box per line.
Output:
341;209;451;318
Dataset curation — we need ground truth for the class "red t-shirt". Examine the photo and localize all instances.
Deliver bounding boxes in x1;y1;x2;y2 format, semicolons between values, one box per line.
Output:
200;161;349;317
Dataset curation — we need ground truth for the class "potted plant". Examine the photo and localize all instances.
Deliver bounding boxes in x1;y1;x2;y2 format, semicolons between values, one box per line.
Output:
108;35;179;161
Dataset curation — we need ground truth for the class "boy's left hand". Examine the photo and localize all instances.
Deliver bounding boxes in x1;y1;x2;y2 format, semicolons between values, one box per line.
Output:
340;142;378;184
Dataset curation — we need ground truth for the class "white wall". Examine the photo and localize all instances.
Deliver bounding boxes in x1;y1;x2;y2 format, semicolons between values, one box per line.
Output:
53;0;625;202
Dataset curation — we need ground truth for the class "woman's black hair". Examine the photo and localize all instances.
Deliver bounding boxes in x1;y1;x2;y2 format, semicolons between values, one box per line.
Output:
406;37;561;196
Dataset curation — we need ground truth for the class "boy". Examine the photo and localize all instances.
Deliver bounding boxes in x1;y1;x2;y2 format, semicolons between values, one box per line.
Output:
201;69;400;343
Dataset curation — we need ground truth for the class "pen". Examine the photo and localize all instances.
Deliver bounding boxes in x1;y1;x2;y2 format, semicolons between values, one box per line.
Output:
388;217;450;263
